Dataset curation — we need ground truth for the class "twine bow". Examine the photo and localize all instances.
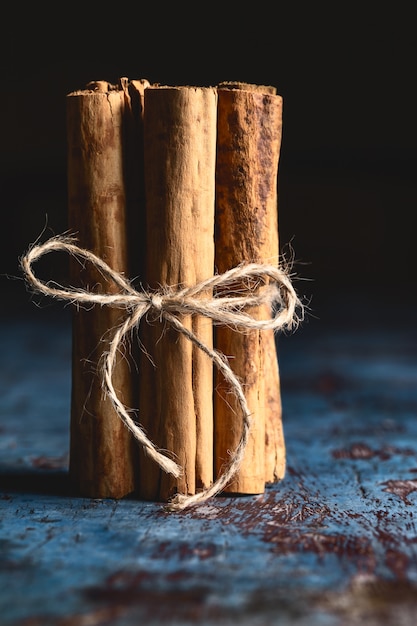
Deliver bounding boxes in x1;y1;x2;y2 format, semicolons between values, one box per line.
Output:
21;235;302;511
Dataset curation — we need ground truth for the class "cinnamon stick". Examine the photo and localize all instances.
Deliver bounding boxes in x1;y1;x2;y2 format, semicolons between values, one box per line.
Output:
138;86;217;501
66;79;145;498
214;85;284;493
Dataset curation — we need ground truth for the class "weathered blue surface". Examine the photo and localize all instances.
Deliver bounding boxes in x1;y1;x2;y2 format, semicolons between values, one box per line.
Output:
1;303;417;625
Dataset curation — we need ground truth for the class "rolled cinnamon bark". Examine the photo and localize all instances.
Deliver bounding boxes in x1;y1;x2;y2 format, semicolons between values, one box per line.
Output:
67;79;146;498
138;86;217;501
217;81;277;95
214;85;284;493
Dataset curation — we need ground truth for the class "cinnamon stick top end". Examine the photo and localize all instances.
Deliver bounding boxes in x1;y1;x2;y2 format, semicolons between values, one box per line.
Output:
217;81;278;95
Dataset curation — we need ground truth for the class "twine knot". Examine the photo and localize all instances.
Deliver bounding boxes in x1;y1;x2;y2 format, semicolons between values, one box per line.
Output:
150;293;164;311
21;235;303;511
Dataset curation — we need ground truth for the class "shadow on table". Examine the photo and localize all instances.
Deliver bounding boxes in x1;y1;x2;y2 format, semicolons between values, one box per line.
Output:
0;468;71;497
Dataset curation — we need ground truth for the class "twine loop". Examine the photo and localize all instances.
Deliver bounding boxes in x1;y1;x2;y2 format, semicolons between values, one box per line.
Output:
21;235;303;511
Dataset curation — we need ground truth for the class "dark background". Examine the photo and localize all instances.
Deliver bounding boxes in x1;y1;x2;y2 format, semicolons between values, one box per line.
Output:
1;5;416;326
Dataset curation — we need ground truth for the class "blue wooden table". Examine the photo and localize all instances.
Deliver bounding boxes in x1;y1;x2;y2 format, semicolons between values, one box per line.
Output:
1;292;417;625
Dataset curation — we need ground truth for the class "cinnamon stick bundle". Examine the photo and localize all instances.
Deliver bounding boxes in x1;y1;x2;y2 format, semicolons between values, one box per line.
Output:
214;84;284;493
66;79;146;498
65;77;287;503
138;86;218;501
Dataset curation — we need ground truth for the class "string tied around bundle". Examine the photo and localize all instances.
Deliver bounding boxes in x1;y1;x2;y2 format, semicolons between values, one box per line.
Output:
20;235;303;511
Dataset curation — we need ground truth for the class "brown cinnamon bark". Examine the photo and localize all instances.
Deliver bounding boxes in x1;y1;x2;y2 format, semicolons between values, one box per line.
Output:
214;85;284;493
138;86;217;501
217;81;277;94
66;79;147;498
